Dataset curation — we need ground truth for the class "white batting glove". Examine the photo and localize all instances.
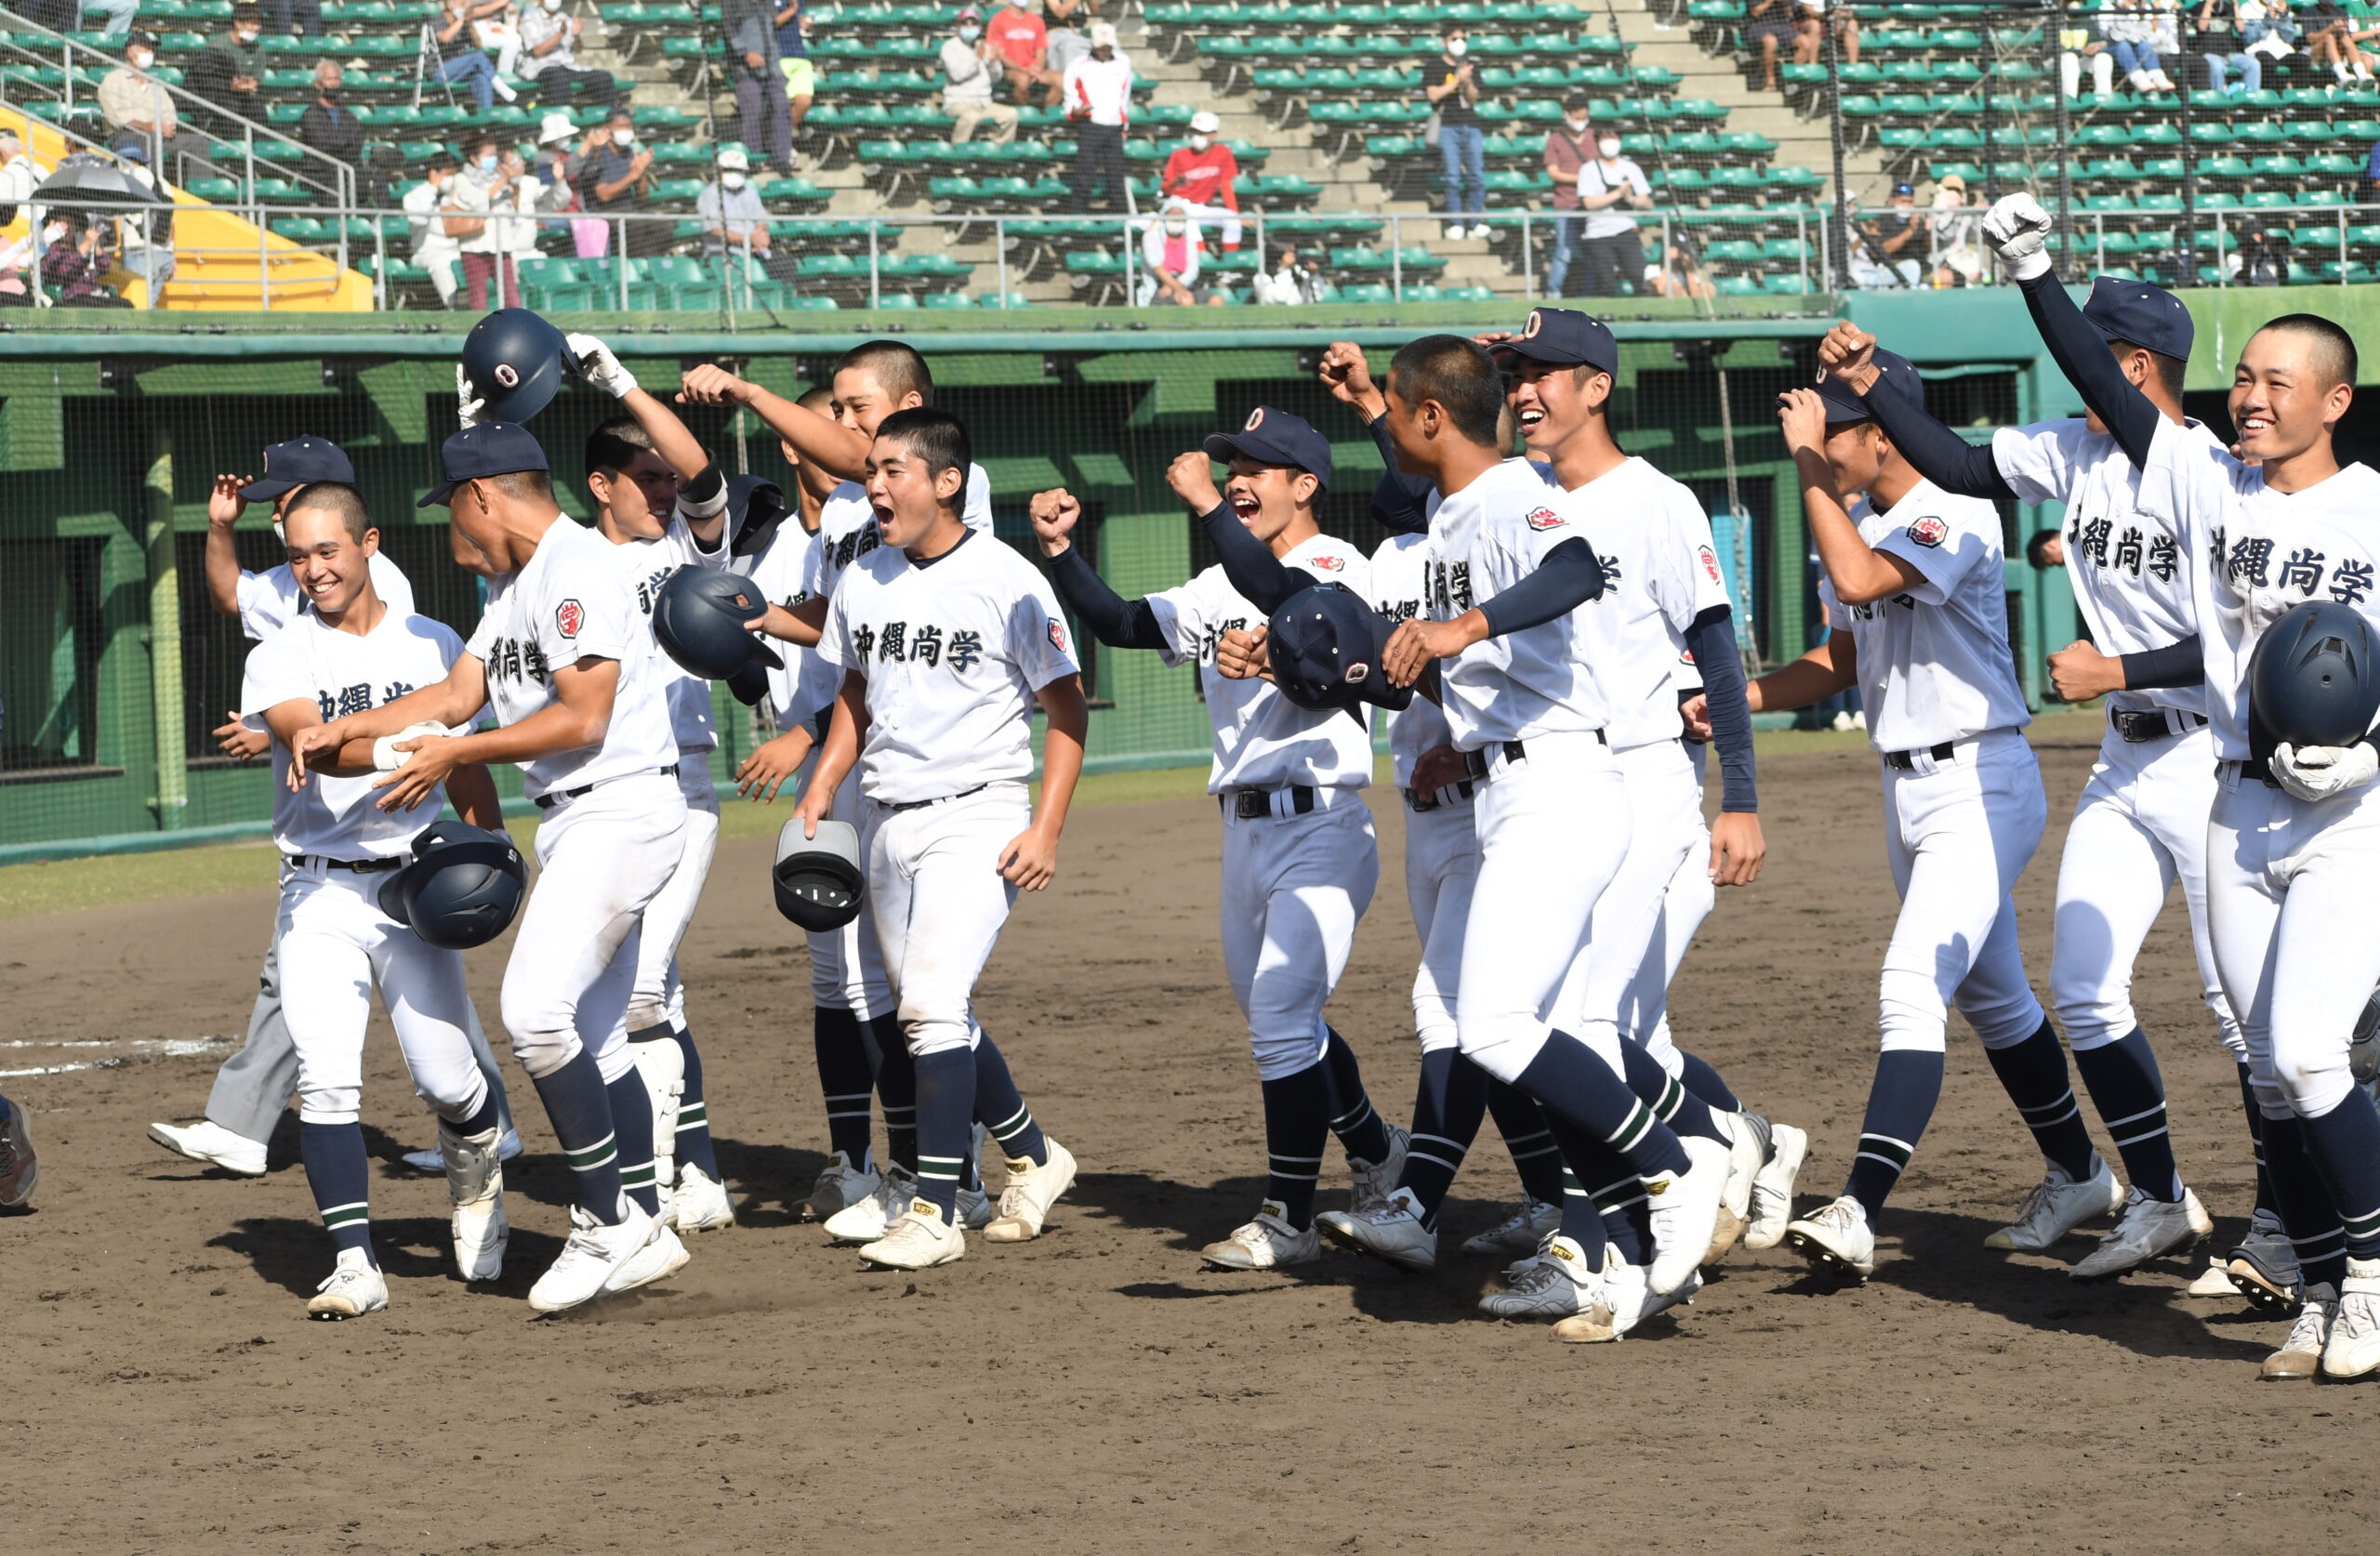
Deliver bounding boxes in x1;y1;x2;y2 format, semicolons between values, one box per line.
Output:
2270;741;2380;803
1981;191;2055;282
373;720;454;772
567;332;638;399
456;363;485;429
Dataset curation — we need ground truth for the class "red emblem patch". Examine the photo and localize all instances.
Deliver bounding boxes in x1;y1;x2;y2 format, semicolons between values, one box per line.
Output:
1524;506;1567;532
1048;617;1068;654
1698;544;1723;584
1311;555;1345;573
556;598;584;639
1907;516;1949;549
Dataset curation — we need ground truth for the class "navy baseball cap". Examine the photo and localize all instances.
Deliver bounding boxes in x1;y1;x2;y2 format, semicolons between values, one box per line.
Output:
1203;405;1333;489
242;435;355;502
417;422;550;507
1268;584;1412;716
1892;181;1915;197
1812;346;1924;426
1489;307;1620;376
2082;274;2193;363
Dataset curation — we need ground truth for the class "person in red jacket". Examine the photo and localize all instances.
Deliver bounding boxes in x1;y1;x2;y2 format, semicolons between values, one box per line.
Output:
1159;109;1241;252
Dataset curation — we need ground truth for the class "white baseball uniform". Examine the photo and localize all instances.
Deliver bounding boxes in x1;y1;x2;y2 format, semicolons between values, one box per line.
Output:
817;527;1078;1058
467;516;688;1084
1992;418;2242;1062
1540;457;1733;1083
240;607;487;1128
1428;458;1632;1084
1372;531;1477;1058
237;552;415;641
2135;422;2380;1122
1144;533;1377;1082
1820;477;2046;1058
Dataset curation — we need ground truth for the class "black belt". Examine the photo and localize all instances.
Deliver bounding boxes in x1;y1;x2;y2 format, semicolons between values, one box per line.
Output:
286;853;403;874
532;761;680;811
885;782;987;813
2219;758;2283;789
2110;706;2208;744
1407;780;1475;812
1883;741;1958;771
1223;785;1317;821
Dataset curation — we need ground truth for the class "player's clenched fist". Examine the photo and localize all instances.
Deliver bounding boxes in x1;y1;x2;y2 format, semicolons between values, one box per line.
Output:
677;363;756;407
1818;322;1880;391
1215;625;1270;682
1165;450;1224;516
2046;639;2122;703
1029;487;1082;555
736;726;814;802
1316;341;1386;420
998;823;1063;891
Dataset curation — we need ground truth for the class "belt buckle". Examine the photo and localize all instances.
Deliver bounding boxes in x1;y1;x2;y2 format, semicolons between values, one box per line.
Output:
1233;790;1268;821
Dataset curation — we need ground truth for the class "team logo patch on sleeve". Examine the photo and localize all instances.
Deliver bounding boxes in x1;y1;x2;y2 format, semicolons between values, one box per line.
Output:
556;599;584;639
1310;555;1345;573
1907;516;1949;548
1524;506;1567;532
1048;617;1069;653
1698;544;1723;583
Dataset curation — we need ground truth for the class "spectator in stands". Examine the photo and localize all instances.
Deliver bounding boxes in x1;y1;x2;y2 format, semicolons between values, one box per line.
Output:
0;224;35;304
531;112;587;250
774;0;815;157
430;0;516;112
1159;110;1240;252
268;0;326;38
1744;0;1800;92
2063;19;2119;96
1792;0;1859;69
696;145;772;255
1426;23;1485;240
1250;241;1325;304
297;61;364;169
2100;0;2179;89
452;134;527;310
402;150;465;305
1540;95;1593;296
1139;201;1226;306
1064;21;1134;215
585;107;660;252
1568;128;1650;296
471;0;526;82
1043;0;1091;77
943;8;1020;143
1646;239;1714;298
78;0;141;44
189;4;269;135
726;0;796;176
2229;214;2290;283
2197;0;2268;91
0;135;43;226
1849;182;1924;286
43;214;129;307
500;144;546;270
988;0;1060;107
1926;171;1985;284
113;139;177;298
2307;0;2373;80
520;0;620;112
100;33;179;163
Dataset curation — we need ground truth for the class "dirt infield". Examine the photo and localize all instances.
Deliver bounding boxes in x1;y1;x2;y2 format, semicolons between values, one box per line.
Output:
3;726;2371;1554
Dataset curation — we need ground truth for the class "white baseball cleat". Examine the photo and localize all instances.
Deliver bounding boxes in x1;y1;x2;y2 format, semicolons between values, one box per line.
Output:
528;1201;663;1314
983;1139;1078;1243
1460;1197;1561;1258
803;1152;881;1221
2261;1284;2339;1381
2187;1258;2242;1298
307;1247;389;1320
1985;1156;2123;1251
2070;1187;2212;1280
669;1164;736;1233
1348;1124;1409;1214
1475;1234;1596;1320
148;1119;268;1178
1318;1184;1438;1272
1553;1251;1697;1342
439;1121;509;1283
604;1221;691;1294
2320;1259;2380;1379
1785;1194;1877;1279
403;1129;523;1176
860;1200;966;1270
823;1166;916;1244
1199;1203;1320;1271
1743;1121;1808;1251
1644;1134;1728;1295
2226;1209;2304;1311
1708;1112;1765;1263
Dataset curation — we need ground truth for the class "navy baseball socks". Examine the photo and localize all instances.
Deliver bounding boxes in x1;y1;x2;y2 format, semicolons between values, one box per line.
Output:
2239;1062;2277;1219
870;1014;919;1174
1618;1039;1728;1147
2069;1027;2184;1202
814;1006;877;1169
1260;1062;1332;1230
532;1048;628;1221
911;1048;976;1223
2294;1088;2380;1261
1982;1018;2102;1184
1486;1080;1567;1206
1842;1048;1946;1218
2265;1114;2348;1291
669;1018;720;1181
1393;1049;1489;1229
300;1120;375;1260
972;1031;1049;1168
605;1072;661;1216
1320;1027;1395;1168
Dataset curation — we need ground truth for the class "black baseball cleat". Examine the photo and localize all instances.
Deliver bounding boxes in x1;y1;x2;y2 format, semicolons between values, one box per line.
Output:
0;1094;38;1209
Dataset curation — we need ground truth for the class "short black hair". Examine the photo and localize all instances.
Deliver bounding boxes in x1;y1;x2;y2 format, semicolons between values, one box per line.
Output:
835;340;934;406
424;149;458;172
795;384;834;413
231;1;261;20
283;481;372;544
2109;337;2188;401
1563;94;1593;113
586;414;655;481
488;468;553;502
875;407;971;511
468;134;499;155
1387;334;1506;447
2258;312;2360;391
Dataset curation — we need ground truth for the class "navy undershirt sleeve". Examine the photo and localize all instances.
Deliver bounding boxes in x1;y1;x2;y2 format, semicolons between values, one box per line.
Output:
2018;271;2161;468
1200;502;1324;613
2118;634;2206;691
1686;606;1758;813
1474;536;1605;637
1043;544;1169;652
1858;381;2018;500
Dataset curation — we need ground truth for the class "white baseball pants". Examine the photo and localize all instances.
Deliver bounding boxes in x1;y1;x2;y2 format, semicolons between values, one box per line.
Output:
1221;787;1377;1081
628;760;721;1033
863;781;1027;1058
1402;796;1480;1056
1559;738;1707;1080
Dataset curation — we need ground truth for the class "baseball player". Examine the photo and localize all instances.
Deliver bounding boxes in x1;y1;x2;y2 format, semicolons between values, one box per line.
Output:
1815;287;2236;1284
1725;351;2102;1285
780;407;1085;1270
0;1091;35;1209
572;332;741;1233
152;436;519;1181
293;419;692;1314
1370;334;1729;1303
244;482;510;1318
1991;195;2380;1379
1027;407;1408;1272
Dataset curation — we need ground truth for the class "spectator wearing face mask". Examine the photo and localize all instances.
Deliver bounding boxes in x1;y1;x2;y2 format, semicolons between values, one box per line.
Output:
1427;22;1485;239
1540;94;1595;296
451;135;529;310
1139;200;1227;306
99;33;178;158
1158;110;1240;252
45;213;132;308
402;150;466;305
191;4;271;134
696;144;773;255
1569;128;1650;296
586;109;661;252
943;7;1020;143
520;0;617;110
1064;21;1133;214
298;61;364;166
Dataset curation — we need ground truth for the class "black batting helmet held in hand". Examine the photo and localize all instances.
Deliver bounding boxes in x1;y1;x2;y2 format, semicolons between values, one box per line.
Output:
1268;583;1413;716
652;566;786;681
461;308;579;425
378;821;528;950
726;473;795;563
2250;600;2380;748
774;818;865;930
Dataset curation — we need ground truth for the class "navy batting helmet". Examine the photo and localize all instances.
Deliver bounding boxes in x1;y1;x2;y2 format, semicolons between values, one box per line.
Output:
1268;583;1413;716
461;308;579;425
2249;600;2380;748
773;818;864;930
378;822;528;950
726;473;795;563
652;566;785;690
